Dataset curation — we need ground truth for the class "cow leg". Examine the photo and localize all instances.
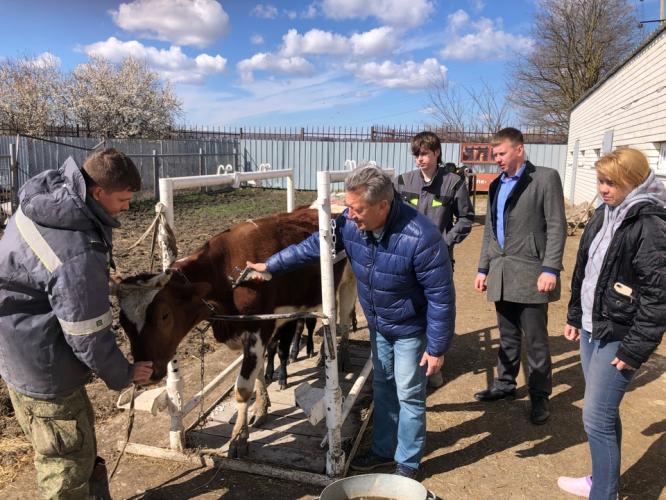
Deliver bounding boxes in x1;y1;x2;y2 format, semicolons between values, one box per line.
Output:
336;262;357;371
230;331;266;459
304;317;316;358
249;361;271;427
265;337;277;385
288;319;306;362
276;323;296;391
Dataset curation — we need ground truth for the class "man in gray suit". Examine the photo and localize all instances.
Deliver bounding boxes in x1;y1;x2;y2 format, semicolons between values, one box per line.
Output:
473;127;566;425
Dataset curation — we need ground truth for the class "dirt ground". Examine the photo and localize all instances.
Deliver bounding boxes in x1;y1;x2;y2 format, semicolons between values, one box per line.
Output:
1;188;665;499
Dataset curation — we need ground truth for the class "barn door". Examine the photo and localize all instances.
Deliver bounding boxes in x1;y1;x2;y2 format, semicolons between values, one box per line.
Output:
569;140;579;203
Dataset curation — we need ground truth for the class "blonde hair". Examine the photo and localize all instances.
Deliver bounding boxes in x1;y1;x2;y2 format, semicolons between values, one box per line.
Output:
595;147;650;188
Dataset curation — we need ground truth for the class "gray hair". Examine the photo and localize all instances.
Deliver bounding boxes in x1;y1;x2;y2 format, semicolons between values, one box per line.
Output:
344;165;394;205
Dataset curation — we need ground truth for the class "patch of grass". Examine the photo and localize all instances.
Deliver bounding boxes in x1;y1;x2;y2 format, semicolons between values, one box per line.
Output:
128;188;316;219
0;436;32;490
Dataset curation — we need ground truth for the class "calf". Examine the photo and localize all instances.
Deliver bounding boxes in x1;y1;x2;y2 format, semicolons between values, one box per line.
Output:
115;207;356;458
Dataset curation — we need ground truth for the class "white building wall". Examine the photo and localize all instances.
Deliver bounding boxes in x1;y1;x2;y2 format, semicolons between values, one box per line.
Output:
565;30;666;204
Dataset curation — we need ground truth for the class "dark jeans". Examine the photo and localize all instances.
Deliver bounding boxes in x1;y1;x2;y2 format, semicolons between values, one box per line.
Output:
493;301;552;398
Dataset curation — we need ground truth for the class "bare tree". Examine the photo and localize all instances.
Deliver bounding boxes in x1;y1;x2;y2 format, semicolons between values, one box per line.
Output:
68;56;182;138
428;78;511;139
509;0;640;134
0;55;67;134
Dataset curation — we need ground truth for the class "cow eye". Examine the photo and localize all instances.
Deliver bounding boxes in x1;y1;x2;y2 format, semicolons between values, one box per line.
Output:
162;311;170;321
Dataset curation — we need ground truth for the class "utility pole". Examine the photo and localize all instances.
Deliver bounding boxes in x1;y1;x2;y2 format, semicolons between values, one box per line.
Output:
661;0;665;26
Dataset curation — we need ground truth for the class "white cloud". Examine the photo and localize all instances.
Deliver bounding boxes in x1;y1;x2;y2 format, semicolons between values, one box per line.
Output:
350;27;397;57
110;0;229;48
441;11;533;60
321;0;433;27
83;37;226;84
23;52;61;69
281;29;350;57
347;58;446;90
302;4;318;18
251;4;278;19
251;34;265;45
469;0;485;12
448;9;470;31
237;52;314;82
285;10;298;19
177;71;370;125
280;27;397;58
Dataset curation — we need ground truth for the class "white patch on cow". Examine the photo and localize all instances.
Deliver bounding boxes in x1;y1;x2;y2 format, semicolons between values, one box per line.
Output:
119;289;161;334
117;273;172;334
236;330;264;398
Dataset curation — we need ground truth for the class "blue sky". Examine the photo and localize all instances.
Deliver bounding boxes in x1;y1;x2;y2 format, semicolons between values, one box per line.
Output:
0;0;660;128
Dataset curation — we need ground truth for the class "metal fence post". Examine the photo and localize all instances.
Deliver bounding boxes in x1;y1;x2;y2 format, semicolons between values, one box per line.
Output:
9;143;19;212
152;150;159;200
198;147;205;193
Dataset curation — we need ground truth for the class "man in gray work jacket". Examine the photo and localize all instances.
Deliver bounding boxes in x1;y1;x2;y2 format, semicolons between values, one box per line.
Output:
0;149;153;499
474;128;567;425
395;131;474;387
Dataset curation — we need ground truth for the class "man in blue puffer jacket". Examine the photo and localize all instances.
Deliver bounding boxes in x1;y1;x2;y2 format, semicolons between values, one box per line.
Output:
0;149;153;499
248;165;455;479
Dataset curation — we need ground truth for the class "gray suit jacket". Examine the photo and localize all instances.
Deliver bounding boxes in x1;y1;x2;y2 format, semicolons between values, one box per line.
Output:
478;161;567;304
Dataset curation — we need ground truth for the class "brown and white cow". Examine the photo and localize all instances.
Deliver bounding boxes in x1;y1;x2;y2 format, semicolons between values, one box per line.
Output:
114;207;356;458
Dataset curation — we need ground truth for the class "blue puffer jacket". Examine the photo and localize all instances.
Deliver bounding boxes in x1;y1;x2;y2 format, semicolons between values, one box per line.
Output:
267;196;455;356
0;158;133;399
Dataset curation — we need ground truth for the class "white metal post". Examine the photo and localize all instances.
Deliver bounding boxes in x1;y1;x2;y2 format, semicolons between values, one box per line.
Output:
157;177;184;449
316;171;345;477
286;175;294;213
166;359;185;451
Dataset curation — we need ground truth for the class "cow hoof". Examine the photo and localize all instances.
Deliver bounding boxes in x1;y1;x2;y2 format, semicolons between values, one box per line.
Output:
278;381;287;391
264;374;273;385
229;438;249;459
249;405;269;427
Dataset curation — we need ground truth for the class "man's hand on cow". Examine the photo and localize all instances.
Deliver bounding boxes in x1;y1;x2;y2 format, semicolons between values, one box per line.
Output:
246;261;268;274
132;361;154;385
537;272;557;293
420;352;445;377
474;273;487;293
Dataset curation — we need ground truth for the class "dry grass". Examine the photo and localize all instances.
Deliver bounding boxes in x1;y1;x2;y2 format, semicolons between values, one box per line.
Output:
0;436;32;488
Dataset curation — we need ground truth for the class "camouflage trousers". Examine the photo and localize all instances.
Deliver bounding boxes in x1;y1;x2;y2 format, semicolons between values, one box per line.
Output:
8;386;111;500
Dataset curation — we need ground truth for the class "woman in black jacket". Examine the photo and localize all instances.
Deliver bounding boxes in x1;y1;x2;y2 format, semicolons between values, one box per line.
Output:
557;148;666;499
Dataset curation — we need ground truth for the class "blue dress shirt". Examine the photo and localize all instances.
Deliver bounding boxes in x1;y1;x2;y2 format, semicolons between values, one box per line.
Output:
496;164;525;248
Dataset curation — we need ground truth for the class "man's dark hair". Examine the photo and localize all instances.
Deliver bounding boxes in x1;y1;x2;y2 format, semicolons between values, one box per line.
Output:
411;131;442;165
82;148;141;192
491;127;524;146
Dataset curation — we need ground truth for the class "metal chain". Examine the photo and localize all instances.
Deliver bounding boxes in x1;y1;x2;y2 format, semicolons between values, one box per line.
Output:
197;323;210;429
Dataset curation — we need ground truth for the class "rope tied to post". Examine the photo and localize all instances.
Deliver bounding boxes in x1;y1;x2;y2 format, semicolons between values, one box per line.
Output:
118;202;178;271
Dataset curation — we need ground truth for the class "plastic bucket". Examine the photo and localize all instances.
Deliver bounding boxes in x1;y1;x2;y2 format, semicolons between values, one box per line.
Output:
318;473;437;500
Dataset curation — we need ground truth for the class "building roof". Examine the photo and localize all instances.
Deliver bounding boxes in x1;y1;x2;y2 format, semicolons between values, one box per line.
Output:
570;24;666;113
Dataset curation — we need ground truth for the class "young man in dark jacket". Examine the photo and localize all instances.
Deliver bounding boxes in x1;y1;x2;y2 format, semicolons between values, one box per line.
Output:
395;131;474;387
0;149;153;499
247;165;455;479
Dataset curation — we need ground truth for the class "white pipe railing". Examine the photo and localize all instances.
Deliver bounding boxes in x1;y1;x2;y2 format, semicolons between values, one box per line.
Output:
158;165;295;451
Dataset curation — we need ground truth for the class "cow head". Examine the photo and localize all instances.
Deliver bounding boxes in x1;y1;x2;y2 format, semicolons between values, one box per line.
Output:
114;270;213;382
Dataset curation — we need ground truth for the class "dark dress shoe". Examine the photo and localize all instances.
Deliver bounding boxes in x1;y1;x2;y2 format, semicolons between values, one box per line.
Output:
530;396;550;425
474;387;516;402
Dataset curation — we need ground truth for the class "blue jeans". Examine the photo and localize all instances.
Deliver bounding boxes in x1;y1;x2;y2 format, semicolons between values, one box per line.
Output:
370;330;428;470
580;329;635;500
